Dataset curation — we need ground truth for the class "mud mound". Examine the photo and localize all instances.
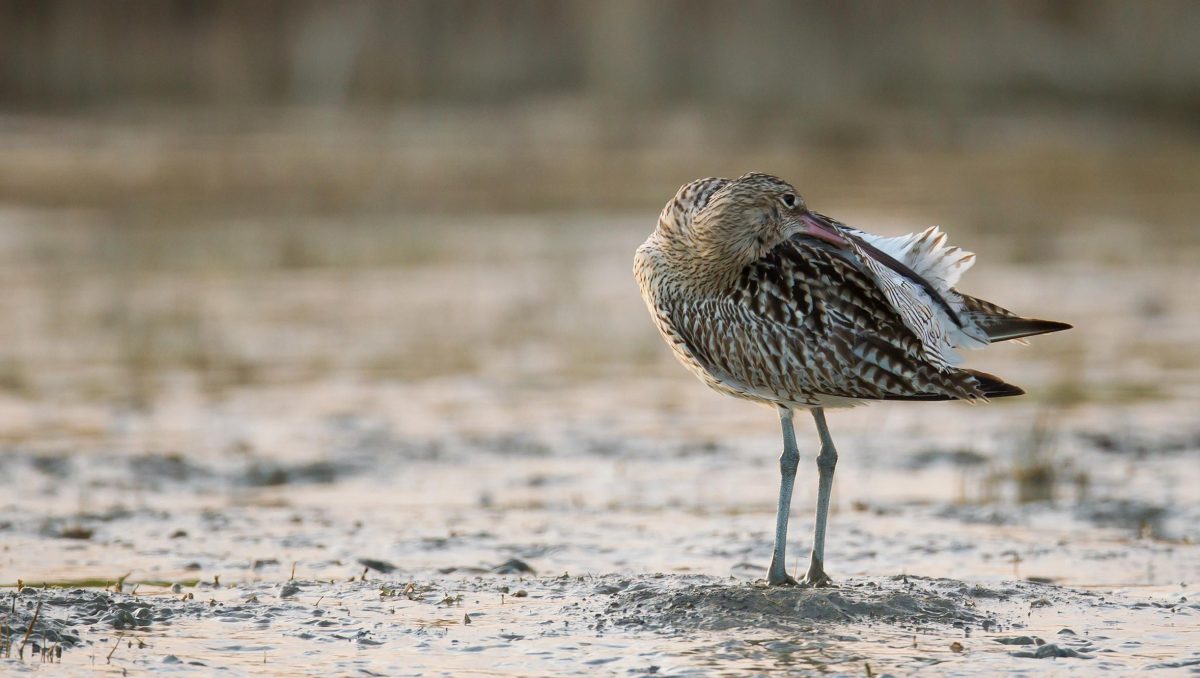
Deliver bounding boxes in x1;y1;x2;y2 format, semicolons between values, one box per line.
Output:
601;575;1020;631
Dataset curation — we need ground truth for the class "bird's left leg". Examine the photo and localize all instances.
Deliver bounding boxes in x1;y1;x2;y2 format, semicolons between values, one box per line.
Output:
803;407;838;587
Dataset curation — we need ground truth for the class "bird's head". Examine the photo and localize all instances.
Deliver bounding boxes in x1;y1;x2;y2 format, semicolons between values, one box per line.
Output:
657;173;847;285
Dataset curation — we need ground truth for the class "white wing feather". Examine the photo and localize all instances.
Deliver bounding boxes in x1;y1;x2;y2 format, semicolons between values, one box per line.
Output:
853;226;976;288
842;225;990;367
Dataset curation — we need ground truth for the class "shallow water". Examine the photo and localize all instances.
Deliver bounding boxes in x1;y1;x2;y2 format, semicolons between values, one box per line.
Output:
2;160;1200;674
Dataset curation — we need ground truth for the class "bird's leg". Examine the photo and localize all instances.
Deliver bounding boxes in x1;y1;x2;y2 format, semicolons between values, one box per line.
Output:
803;407;838;587
766;406;800;586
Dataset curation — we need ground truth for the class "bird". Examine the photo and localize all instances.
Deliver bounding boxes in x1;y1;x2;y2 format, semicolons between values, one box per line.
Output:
633;172;1070;587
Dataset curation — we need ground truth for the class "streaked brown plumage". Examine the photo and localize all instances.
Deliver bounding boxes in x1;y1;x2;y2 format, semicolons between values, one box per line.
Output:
634;172;1070;586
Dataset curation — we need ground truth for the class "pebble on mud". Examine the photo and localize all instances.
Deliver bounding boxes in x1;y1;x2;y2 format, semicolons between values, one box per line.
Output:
57;525;94;540
358;558;398;574
1012;643;1091;659
995;636;1043;646
493;558;536;575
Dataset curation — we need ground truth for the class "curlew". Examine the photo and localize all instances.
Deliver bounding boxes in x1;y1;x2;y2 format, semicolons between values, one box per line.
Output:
633;173;1070;586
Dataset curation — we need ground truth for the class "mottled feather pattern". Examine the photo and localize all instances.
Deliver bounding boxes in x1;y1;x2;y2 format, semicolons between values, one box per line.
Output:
658;238;989;406
659;177;730;234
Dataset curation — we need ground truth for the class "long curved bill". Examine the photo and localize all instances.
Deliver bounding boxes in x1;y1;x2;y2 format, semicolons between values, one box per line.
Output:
798;212;850;248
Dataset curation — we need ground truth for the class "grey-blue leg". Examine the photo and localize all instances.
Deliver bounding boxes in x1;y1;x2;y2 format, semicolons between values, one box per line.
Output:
804;407;838;587
766;407;800;586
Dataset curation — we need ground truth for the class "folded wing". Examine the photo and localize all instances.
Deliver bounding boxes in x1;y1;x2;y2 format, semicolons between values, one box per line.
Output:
668;238;1017;404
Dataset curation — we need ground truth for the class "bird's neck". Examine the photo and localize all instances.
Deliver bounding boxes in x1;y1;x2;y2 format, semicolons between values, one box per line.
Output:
654;232;748;297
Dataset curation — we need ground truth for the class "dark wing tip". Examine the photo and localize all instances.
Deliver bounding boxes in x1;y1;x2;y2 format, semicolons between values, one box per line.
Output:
879;370;1024;402
879;392;956;402
965;369;1025;399
983;318;1073;343
1022;319;1073;334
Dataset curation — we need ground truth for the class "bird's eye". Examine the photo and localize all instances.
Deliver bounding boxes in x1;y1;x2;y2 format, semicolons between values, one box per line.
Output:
781;193;797;209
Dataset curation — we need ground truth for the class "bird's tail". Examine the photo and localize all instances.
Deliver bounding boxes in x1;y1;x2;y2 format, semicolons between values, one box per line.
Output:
959;294;1072;343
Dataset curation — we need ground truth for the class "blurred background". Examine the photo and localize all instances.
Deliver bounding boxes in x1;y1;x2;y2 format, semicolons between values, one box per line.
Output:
0;1;1198;551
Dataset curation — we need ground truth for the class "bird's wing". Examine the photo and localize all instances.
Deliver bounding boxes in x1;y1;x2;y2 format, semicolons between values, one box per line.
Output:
808;216;994;366
830;218;1071;346
845;224;976;288
668;237;1001;403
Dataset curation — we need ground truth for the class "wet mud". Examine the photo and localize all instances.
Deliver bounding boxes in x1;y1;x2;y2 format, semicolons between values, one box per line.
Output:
2;396;1199;675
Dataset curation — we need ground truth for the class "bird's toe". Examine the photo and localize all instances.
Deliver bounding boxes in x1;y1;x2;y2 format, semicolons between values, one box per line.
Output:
801;559;834;587
800;572;834;588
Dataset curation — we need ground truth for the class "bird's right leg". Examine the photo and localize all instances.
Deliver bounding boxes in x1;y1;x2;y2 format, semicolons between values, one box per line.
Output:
802;407;838;587
766;406;800;586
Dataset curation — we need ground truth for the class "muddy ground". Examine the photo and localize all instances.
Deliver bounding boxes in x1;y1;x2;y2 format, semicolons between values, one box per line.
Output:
2;121;1200;675
2;379;1199;675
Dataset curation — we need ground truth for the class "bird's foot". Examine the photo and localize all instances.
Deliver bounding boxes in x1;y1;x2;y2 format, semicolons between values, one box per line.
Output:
765;556;798;586
766;572;799;586
800;571;833;588
800;557;834;588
